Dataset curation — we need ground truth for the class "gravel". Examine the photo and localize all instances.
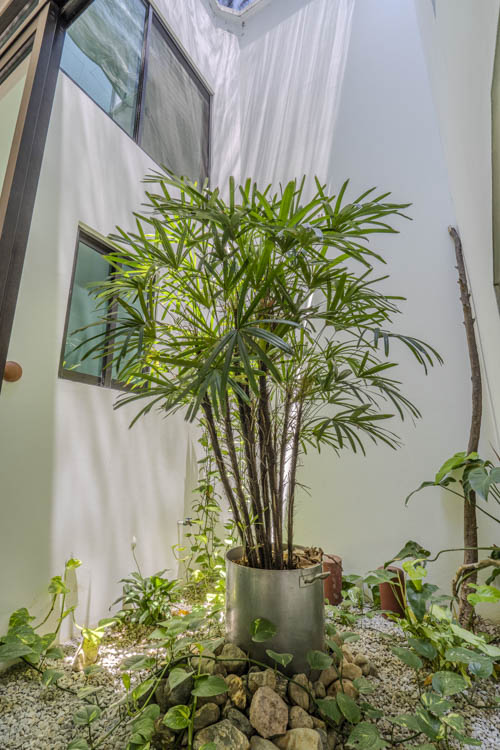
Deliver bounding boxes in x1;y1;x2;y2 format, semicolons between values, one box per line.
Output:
0;614;499;749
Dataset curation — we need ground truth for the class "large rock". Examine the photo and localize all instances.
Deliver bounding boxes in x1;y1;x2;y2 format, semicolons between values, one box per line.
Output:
226;674;247;709
224;706;253;738
340;662;362;681
313;680;326;698
250;738;277;750
354;653;369;667
155;674;194;712
193;702;220;730
219;643;248;675
318;667;338;687
248;668;276;694
193;719;250;750
341;645;354;663
274;728;322;750
288;674;311;711
249;686;288;738
327;679;358;699
289;705;314;729
190;651;220;676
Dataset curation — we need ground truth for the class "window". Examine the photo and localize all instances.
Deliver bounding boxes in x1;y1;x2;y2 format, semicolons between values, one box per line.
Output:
60;0;210;183
60;229;142;388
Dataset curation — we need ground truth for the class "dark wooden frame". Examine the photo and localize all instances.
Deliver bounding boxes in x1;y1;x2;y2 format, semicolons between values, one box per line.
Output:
493;14;500;312
0;0;211;393
0;0;66;393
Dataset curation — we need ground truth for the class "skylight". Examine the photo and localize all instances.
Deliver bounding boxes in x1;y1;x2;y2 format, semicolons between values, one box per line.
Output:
217;0;258;10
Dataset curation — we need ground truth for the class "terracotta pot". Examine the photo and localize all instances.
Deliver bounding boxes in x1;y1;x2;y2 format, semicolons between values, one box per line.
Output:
378;566;406;618
3;361;22;382
323;554;343;605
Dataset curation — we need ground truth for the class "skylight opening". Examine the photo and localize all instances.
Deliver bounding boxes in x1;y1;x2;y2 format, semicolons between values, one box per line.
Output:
217;0;259;11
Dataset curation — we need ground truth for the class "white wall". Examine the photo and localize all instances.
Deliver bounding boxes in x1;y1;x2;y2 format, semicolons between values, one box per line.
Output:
239;0;487;596
0;0;239;634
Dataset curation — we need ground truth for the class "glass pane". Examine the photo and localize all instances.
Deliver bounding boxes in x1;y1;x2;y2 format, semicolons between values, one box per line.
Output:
217;0;259;9
111;272;143;383
140;18;209;184
0;0;38;50
60;0;146;137
63;240;110;378
0;49;31;200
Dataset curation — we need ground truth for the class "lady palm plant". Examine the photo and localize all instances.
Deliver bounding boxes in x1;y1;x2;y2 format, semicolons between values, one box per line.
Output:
88;173;441;570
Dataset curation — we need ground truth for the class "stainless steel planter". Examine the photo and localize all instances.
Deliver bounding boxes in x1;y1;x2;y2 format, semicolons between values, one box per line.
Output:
225;546;326;675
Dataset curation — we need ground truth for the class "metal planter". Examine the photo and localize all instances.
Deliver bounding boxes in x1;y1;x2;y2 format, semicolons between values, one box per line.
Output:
225;546;326;674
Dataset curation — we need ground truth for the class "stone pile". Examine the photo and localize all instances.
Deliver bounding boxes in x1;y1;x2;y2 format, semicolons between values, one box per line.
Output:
151;639;379;749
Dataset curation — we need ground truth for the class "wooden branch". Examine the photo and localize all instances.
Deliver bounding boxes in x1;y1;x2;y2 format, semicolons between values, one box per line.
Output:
449;226;483;625
287;399;303;568
452;558;500;599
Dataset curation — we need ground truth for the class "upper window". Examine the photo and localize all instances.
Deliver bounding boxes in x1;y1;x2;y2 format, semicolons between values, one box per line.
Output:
60;0;210;184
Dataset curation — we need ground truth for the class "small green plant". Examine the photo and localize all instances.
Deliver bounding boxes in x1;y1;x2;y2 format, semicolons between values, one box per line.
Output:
112;539;180;627
173;425;236;607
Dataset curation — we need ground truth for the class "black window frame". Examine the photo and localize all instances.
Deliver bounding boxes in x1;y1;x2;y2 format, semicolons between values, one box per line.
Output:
59;0;212;183
59;226;137;390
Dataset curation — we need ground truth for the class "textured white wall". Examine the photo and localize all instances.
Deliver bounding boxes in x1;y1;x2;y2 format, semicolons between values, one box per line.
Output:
239;0;483;596
0;0;240;634
414;0;500;616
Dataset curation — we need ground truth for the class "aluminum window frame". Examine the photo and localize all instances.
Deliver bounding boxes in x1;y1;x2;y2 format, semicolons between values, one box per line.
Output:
60;0;212;183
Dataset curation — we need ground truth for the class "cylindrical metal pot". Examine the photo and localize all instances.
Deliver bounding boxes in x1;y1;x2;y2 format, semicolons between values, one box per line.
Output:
225;546;326;675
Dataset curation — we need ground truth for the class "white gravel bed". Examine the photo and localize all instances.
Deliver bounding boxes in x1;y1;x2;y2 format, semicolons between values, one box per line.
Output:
0;629;156;750
0;614;499;749
337;612;500;749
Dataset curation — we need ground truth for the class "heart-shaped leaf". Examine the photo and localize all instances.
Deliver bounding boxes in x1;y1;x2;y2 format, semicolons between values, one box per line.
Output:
169;667;193;690
191;675;228;697
73;705;101;726
391;646;422;670
307;650;333;670
346;722;387;748
250;618;277;642
407;638;437;661
266;649;293;668
420;691;452;717
352;677;374;694
41;669;64;687
336;691;361;723
431;671;468;697
163;704;191;730
316;697;341;725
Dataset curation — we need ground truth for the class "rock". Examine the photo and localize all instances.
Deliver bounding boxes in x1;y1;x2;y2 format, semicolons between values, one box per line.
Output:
193;703;220;730
327;679;358;699
155;674;194;712
317;728;328;750
219;643;248;675
153;718;176;748
339;663;362;682
354;654;369;667
248;668;276;694
274;728;322;750
275;672;288;699
250;738;277;750
361;663;371;676
225;707;253;738
193;719;250;750
327;727;339;749
289;705;314;729
318;667;338;688
190;651;218;676
341;645;354;663
249;686;288;738
197;688;228;707
226;674;247;710
313;680;326;698
312;717;326;730
288;674;311;711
